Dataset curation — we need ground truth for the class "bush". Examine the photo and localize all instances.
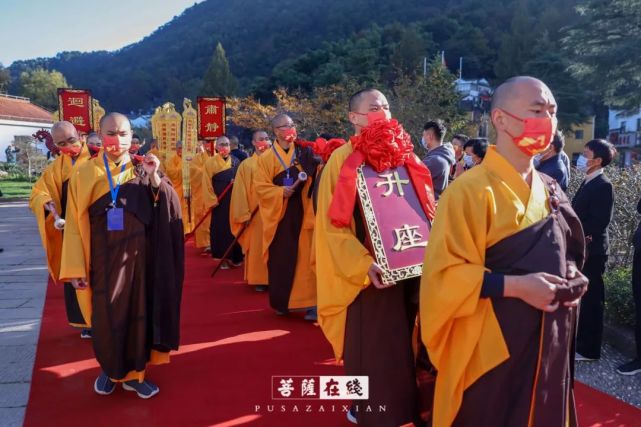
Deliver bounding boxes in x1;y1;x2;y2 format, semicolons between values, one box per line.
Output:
0;162;33;181
567;166;641;269
604;267;636;329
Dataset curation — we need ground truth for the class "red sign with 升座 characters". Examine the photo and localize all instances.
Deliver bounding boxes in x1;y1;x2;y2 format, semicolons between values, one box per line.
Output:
357;164;431;284
57;88;93;134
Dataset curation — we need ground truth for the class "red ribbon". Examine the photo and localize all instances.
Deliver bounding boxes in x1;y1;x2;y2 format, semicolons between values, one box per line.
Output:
328;121;436;228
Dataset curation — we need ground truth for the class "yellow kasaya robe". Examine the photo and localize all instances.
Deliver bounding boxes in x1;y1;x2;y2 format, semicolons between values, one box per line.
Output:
315;142;375;360
60;153;184;383
201;154;231;213
419;146;550;427
254;143;316;311
165;153;192;234
189;151;211;248
229;153;268;286
29;144;92;327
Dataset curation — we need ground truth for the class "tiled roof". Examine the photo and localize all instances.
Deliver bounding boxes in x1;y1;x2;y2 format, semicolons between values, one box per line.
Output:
0;94;53;123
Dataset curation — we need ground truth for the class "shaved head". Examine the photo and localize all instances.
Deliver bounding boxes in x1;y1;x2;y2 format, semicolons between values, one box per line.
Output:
216;136;230;146
491;76;553;112
51;121;79;144
490;76;558;162
270;113;293;129
51;121;81;150
175;140;183;149
99;112;131;132
347;88;390;134
349;88;383;112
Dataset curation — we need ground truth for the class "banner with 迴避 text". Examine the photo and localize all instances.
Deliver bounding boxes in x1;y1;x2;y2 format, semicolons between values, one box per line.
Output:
57;88;93;134
197;97;225;142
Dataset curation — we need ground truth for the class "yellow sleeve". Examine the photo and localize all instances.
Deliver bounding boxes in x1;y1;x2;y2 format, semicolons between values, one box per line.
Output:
59;167;88;281
254;152;286;259
201;157;219;211
419;182;508;427
315;152;373;284
229;161;252;236
315;144;375;360
29;166;62;280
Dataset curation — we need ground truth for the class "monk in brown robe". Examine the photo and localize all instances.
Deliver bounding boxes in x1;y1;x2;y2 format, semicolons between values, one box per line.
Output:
421;77;589;426
316;89;436;426
229;130;272;291
202;136;243;269
60;112;184;399
29;121;93;338
189;140;214;252
255;114;319;320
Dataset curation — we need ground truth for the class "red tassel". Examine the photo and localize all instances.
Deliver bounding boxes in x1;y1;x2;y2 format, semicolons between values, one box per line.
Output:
328;150;365;227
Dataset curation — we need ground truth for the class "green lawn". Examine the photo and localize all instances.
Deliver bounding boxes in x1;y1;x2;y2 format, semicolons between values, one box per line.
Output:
0;179;34;199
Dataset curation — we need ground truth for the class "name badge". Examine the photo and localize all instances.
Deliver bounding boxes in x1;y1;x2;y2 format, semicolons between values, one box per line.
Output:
283;177;294;187
107;207;124;231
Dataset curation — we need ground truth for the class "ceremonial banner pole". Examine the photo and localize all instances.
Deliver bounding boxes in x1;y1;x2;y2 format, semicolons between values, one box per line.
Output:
57;88;94;134
184;178;234;242
210;207;258;279
182;98;198;233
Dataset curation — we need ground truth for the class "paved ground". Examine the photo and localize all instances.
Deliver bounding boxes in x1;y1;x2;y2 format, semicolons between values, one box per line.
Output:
0;201;48;427
0;200;639;426
576;343;641;409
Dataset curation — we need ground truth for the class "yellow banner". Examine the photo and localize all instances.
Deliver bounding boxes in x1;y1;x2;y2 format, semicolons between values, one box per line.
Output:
182;98;197;201
92;99;105;132
151;102;182;162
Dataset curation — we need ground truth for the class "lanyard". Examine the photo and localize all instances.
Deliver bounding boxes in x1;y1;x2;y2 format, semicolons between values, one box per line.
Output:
103;153;127;207
272;144;296;178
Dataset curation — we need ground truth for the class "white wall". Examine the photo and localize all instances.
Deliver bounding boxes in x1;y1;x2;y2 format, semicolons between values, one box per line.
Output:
0;119;52;162
609;108;641;132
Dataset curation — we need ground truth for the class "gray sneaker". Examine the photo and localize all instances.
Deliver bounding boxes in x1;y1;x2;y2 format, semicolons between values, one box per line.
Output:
617;359;641;376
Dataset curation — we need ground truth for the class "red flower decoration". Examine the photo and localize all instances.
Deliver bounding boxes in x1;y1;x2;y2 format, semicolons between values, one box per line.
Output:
350;119;413;172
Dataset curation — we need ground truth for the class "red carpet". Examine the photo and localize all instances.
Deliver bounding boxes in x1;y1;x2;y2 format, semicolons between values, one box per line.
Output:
23;242;641;426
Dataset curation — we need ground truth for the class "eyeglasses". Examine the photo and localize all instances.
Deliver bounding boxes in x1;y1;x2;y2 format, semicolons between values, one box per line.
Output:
275;123;296;129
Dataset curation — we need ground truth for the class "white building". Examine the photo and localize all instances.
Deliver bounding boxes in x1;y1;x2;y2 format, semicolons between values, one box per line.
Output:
0;94;53;162
607;108;641;166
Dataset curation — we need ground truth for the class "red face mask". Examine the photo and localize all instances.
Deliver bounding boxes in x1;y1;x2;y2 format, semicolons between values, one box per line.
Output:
129;144;141;154
102;134;128;155
255;141;270;152
202;143;213;153
501;109;555;156
59;144;82;157
217;146;230;157
366;110;390;125
280;127;297;143
354;109;391;126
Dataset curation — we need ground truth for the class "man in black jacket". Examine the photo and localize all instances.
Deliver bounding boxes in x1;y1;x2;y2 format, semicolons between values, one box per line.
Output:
535;131;569;192
572;138;616;361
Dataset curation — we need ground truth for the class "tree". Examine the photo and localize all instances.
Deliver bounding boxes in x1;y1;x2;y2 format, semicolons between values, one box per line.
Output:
391;56;467;150
0;63;10;93
18;68;68;110
201;42;238;97
563;0;641;111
